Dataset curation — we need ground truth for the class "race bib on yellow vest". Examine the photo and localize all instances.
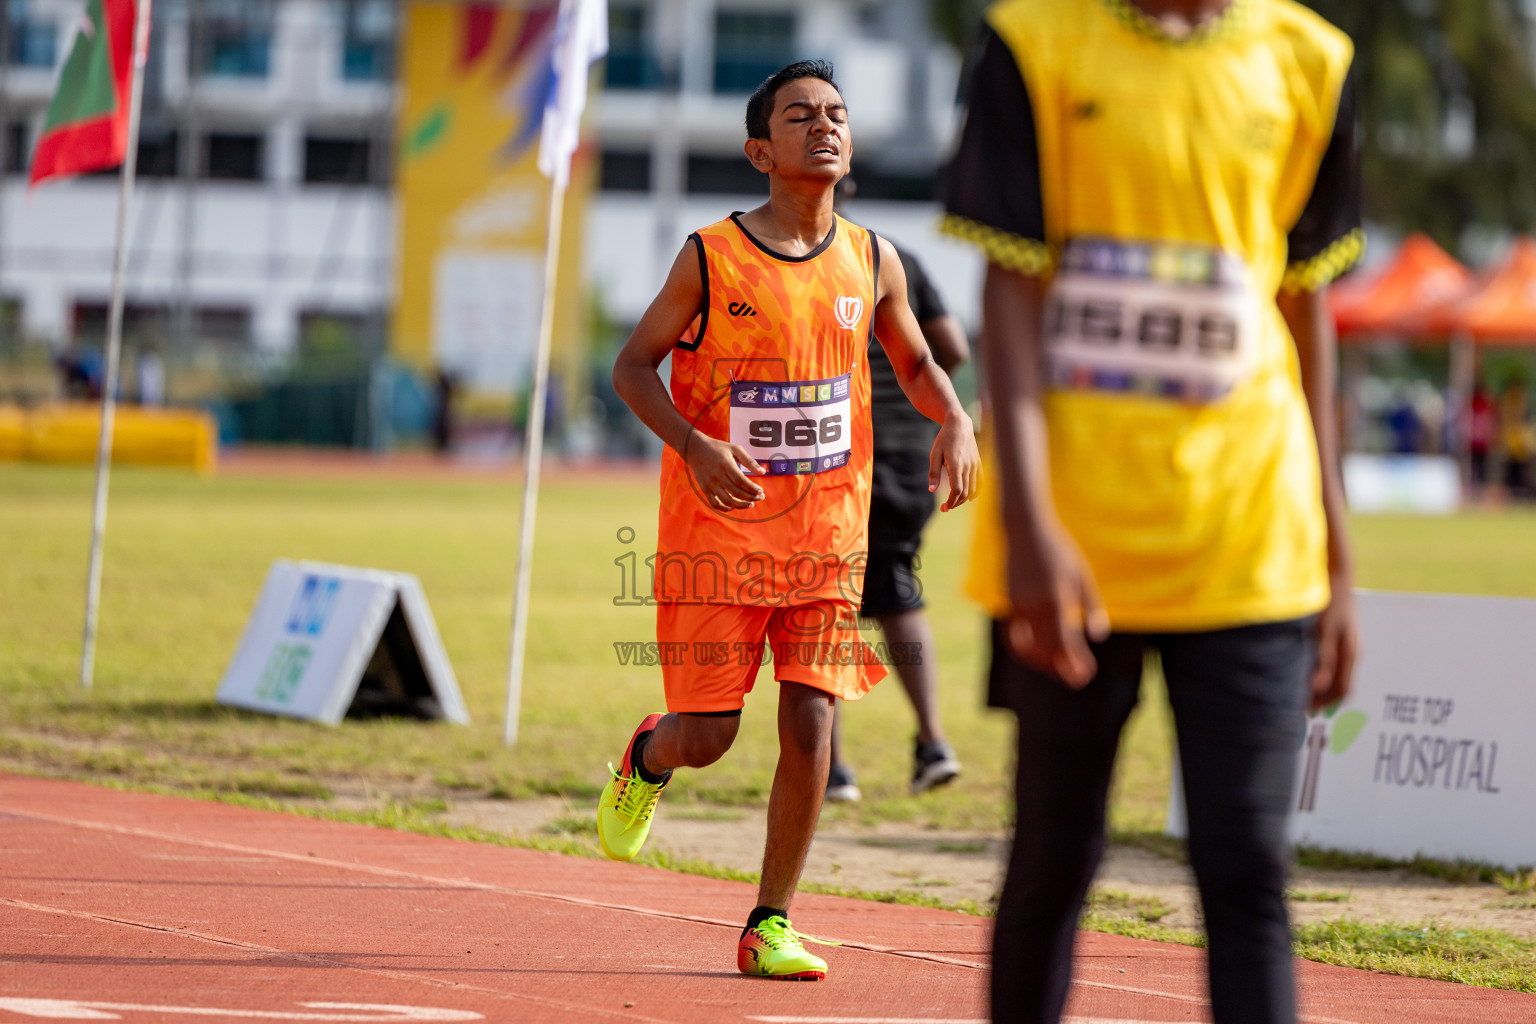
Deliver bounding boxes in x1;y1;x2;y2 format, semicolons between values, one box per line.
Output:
1045;238;1261;403
729;372;853;475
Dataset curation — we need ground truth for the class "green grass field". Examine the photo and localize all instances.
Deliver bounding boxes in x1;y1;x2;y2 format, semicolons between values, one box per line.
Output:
5;460;1536;834
7;460;1536;990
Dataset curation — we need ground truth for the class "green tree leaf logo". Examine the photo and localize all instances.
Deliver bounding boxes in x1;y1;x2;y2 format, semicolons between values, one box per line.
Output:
1329;709;1368;755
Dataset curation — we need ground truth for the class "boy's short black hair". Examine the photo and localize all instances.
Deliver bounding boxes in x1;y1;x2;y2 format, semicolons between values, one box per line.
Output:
745;60;841;140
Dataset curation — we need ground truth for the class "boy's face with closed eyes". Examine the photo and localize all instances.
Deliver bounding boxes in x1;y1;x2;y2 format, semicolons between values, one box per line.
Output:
744;77;852;185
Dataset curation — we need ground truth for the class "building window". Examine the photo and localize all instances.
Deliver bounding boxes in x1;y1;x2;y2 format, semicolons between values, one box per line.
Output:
713;10;796;94
204;132;264;180
600;149;650;191
74;304;172;349
7;1;57;68
298;310;378;368
194;307;253;347
304;136;371;184
687;153;769;195
339;0;394;82
4;121;28;175
0;298;21;349
137;128;179;178
605;4;657;89
196;2;273;79
74;304;250;348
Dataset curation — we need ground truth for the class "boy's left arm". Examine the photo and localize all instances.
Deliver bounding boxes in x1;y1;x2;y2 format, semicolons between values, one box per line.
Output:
1280;286;1358;711
871;235;980;511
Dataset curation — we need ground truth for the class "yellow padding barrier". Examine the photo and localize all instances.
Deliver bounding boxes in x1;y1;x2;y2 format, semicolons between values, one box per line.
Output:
0;404;23;461
0;403;216;472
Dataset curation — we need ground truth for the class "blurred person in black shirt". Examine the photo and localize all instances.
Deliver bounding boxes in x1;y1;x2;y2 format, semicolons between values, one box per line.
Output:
827;242;970;802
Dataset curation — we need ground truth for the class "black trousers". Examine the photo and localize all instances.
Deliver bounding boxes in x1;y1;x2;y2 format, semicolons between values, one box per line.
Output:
988;618;1315;1024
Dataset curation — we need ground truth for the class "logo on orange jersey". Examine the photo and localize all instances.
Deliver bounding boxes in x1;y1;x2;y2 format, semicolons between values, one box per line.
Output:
834;295;863;330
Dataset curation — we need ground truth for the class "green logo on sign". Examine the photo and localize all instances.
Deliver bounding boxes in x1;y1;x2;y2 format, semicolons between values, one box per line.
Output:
255;643;311;705
1328;709;1368;754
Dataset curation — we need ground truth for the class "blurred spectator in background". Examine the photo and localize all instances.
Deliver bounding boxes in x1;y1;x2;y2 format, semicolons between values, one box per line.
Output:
1500;380;1532;497
1467;384;1495;495
56;348;102;401
827;240;969;803
1385;384;1423;454
433;368;457;455
136;349;165;407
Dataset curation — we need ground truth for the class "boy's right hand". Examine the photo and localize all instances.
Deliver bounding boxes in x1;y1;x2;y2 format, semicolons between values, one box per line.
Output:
685;430;766;510
1005;525;1109;689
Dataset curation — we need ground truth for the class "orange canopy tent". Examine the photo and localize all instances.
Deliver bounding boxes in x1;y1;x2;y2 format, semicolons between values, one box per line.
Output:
1418;237;1536;343
1329;233;1473;338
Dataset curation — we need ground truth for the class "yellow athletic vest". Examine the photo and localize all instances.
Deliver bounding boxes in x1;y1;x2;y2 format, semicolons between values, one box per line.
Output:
963;0;1352;630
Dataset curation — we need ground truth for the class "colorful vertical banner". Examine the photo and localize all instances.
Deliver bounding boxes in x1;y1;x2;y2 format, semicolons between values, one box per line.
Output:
395;1;594;394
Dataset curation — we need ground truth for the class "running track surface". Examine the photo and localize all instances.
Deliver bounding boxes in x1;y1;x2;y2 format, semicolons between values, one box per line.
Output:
2;776;1531;1024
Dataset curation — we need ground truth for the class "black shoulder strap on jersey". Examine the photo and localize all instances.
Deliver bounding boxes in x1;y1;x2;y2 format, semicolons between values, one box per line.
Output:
675;232;709;353
867;228;882;349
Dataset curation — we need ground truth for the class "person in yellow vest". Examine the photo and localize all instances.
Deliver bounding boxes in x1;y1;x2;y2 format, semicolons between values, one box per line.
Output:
605;61;979;982
942;1;1361;1021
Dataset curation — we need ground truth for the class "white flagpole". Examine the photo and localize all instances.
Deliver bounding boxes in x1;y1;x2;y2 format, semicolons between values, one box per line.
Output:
504;0;603;745
504;177;565;745
80;0;154;690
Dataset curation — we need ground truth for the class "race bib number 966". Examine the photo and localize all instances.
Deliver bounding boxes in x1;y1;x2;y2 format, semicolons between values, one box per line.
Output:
729;373;853;475
1045;238;1261;403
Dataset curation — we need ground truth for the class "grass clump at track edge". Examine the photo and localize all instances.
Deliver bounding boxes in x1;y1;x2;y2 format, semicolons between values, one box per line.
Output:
1293;920;1536;992
1296;845;1536;894
1119;827;1536;897
1286;888;1351;903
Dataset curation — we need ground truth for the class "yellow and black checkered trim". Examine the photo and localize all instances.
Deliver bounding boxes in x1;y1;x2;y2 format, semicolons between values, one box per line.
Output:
939;213;1054;276
1098;0;1254;46
1281;228;1365;293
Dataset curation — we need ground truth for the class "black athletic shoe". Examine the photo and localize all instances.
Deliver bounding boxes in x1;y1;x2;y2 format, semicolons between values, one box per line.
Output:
826;763;862;803
911;739;961;794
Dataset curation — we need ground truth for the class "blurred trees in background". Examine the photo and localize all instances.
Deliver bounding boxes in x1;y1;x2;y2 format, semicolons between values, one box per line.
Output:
1308;0;1536;258
931;0;1536;260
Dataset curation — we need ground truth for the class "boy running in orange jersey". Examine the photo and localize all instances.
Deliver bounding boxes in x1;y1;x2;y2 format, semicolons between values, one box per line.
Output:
604;60;979;982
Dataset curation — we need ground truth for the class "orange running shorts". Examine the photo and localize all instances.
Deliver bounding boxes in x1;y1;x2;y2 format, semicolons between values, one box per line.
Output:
655;599;888;713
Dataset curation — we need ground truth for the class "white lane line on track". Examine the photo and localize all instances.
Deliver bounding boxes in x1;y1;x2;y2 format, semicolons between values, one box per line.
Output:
746;1018;988;1023
0;898;674;1024
745;1018;1203;1023
0;1000;480;1021
1;808;987;972
1075;980;1368;1024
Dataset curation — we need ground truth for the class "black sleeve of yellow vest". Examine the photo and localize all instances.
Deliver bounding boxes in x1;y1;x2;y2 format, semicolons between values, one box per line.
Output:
1283;69;1364;291
939;25;1050;275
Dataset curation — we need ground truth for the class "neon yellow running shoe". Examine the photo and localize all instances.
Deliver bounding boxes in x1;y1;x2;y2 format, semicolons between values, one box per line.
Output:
597;713;669;861
737;916;833;981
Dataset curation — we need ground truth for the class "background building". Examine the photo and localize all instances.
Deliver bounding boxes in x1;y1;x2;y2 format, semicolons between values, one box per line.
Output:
1;0;395;362
589;0;982;329
0;0;981;392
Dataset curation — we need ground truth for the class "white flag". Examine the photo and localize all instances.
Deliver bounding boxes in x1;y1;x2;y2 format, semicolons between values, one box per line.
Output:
538;0;607;188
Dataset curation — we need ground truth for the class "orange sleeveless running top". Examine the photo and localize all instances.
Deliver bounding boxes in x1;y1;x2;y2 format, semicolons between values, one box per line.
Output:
655;212;880;606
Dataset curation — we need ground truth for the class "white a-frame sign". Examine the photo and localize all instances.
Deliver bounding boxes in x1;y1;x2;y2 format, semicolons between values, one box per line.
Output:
216;560;470;726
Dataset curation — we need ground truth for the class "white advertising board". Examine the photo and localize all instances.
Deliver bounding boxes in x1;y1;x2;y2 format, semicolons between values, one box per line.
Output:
1170;591;1536;869
1343;454;1461;515
216;560;469;726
